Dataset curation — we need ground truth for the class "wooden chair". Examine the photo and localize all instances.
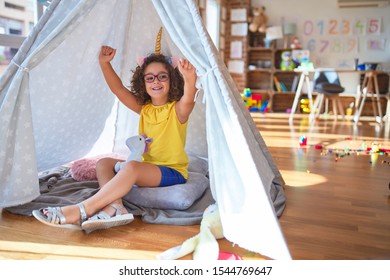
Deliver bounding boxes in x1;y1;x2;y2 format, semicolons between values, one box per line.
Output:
311;70;345;119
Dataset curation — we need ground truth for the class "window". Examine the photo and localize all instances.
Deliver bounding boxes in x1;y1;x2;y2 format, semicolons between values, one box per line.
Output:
0;0;45;75
206;0;220;49
4;2;25;12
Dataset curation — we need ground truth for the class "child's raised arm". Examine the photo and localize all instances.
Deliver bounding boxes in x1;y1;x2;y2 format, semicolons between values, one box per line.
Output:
175;59;197;124
99;46;142;114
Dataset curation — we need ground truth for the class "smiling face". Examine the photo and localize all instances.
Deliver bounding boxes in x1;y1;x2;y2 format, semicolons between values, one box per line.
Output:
130;54;184;105
143;62;170;105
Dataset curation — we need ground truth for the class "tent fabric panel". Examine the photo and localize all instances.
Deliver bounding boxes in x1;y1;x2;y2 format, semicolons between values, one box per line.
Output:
0;0;98;207
152;0;290;260
29;0;128;170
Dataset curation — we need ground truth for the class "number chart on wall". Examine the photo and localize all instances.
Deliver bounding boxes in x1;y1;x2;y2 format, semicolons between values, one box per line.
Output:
300;17;385;68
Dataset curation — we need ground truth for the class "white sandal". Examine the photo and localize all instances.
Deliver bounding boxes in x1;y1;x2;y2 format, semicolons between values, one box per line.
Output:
81;204;134;234
32;203;87;230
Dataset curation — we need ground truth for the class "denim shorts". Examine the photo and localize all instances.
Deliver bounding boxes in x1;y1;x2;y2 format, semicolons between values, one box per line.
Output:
158;166;186;187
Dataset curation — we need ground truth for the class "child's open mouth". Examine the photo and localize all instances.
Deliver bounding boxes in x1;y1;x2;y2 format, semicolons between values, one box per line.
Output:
152;86;163;91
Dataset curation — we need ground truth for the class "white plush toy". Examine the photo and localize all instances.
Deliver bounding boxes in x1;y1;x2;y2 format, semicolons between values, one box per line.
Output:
114;134;152;173
156;203;224;260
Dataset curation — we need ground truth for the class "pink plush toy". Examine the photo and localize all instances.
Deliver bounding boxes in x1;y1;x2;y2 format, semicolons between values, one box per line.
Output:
70;153;123;181
71;157;101;181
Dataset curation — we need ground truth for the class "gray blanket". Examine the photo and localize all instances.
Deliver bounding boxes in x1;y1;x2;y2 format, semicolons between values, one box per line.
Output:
5;166;215;225
5;166;286;225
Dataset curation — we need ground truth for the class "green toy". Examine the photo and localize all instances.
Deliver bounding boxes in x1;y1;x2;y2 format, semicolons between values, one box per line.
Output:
280;51;295;71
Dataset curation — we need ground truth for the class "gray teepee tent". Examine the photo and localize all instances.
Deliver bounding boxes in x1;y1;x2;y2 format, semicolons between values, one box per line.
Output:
0;0;290;259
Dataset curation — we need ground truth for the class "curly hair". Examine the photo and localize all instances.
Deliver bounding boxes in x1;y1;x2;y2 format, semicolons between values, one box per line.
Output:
130;54;184;105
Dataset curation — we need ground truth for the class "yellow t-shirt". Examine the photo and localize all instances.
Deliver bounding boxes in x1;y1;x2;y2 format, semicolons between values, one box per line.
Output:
139;101;189;179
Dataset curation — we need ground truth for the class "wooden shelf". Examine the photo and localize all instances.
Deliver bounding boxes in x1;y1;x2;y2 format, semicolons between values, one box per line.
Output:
246;47;300;112
247;71;271;90
248;68;272;72
246;48;388;114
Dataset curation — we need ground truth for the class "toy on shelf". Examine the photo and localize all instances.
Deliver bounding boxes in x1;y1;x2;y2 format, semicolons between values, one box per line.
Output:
290;36;302;49
300;98;311;114
297;61;315;71
241;88;267;112
248;6;268;34
280;51;296;71
248;6;269;47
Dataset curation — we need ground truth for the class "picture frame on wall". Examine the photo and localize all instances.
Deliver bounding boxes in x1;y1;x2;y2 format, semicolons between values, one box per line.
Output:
230;8;247;22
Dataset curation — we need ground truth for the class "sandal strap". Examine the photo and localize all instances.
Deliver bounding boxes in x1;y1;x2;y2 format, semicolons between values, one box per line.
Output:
77;203;88;222
47;207;66;225
86;204;127;222
89;210;111;221
109;203;125;216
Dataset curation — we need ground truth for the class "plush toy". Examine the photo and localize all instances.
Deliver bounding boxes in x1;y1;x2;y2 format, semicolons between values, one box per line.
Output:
290;36;302;49
114;134;152;173
71;156;102;181
156;204;225;260
71;153;124;181
280;51;295;71
248;6;268;33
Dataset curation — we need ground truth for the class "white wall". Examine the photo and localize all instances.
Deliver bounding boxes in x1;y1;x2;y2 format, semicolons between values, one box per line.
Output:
252;0;390;71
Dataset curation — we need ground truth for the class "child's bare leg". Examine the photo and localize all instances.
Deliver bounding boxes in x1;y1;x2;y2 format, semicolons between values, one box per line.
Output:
94;157;126;216
96;157;119;187
59;161;161;223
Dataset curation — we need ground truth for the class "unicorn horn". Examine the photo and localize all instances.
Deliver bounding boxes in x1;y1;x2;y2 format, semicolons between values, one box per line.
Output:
154;27;162;55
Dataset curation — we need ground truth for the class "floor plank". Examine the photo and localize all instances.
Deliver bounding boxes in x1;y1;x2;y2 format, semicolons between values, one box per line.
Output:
1;113;389;260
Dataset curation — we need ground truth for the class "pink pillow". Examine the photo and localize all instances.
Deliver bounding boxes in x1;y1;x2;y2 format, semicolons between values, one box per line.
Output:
70;154;123;181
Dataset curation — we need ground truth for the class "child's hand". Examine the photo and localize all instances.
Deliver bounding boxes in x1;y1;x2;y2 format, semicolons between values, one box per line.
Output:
178;59;196;82
99;46;116;64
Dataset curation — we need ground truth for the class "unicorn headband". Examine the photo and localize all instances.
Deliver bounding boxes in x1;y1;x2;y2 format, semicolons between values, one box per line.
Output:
136;27;178;68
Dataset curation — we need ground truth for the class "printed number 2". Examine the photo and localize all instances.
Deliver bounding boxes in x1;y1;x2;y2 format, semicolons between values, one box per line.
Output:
328;19;338;35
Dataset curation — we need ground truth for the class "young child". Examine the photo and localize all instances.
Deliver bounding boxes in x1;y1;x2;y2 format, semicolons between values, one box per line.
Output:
33;31;197;232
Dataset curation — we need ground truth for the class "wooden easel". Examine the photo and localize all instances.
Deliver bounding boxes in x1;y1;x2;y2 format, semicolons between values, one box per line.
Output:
353;71;383;123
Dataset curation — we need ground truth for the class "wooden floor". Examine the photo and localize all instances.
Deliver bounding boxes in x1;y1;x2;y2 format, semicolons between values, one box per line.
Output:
1;113;389;260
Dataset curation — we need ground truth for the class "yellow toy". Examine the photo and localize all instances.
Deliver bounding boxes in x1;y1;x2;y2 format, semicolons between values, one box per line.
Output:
241;88;262;111
156;204;224;260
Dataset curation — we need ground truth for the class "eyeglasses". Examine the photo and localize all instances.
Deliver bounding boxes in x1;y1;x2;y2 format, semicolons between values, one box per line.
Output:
143;72;169;83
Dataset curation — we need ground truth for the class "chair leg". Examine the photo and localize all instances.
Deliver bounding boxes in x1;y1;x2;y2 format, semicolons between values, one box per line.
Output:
337;98;345;119
324;98;329;115
331;98;338;118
